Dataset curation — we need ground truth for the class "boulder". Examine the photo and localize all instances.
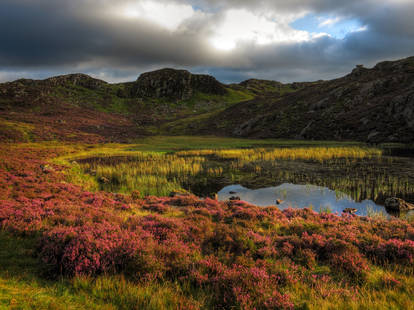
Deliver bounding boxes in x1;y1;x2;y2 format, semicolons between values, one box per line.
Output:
98;176;110;184
343;208;357;214
384;197;414;212
229;196;241;201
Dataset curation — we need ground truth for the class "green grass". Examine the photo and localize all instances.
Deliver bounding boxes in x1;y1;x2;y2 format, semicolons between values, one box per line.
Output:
174;87;254;109
0;232;101;310
0;119;34;142
51;84;137;115
0;232;201;309
50;81;254;119
2;231;412;310
128;136;364;152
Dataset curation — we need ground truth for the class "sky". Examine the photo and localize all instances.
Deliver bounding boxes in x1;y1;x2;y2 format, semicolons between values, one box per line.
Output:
0;0;413;84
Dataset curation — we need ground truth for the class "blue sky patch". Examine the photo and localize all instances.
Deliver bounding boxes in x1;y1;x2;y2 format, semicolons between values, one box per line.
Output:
291;13;364;39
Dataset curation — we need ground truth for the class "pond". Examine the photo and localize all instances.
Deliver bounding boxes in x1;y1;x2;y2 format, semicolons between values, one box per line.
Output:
218;183;398;217
77;146;414;217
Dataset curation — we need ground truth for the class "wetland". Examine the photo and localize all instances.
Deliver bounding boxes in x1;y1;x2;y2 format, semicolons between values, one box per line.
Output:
77;145;414;217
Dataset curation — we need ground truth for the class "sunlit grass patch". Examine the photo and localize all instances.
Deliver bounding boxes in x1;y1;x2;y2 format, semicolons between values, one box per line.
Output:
177;146;382;162
75;145;385;197
0;118;34;142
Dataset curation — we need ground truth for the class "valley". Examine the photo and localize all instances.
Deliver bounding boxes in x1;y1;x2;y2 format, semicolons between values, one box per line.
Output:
0;57;413;310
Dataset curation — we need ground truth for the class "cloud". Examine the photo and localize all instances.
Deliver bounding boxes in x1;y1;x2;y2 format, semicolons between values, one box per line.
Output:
119;1;196;30
209;9;309;51
318;17;342;28
0;0;413;83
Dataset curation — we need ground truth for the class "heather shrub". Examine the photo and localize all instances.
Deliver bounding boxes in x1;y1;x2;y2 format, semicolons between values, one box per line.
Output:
140;215;181;241
362;237;414;265
0;199;50;234
329;251;369;279
296;248;317;268
130;190;141;201
1;145;414;309
169;194;201;207
155;237;199;279
229;203;261;220
190;257;294;309
143;202;170;214
202;224;251;259
39;223;142;276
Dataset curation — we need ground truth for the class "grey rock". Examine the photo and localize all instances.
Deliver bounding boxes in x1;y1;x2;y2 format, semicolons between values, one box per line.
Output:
384;197;414;212
131;68;226;100
297;121;314;139
233;116;262;136
229;196;241;201
343;208;357;214
45;74;107;90
367;131;380;142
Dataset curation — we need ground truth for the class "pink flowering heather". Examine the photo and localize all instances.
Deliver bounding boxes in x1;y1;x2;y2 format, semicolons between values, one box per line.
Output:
1;145;413;308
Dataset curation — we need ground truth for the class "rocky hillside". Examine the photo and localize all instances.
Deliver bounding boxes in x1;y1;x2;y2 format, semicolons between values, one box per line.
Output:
176;57;414;143
0;57;413;143
0;69;247;143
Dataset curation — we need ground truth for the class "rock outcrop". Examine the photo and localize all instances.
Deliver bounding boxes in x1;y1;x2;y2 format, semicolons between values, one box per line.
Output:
45;74;108;90
131;68;227;100
384;197;414;212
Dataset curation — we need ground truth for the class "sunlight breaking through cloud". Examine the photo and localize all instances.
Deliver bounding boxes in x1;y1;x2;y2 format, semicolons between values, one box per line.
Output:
209;9;309;51
0;0;413;83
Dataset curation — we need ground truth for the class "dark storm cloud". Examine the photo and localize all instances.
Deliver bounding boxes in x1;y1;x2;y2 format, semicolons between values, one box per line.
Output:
188;0;375;16
0;0;413;83
0;0;220;68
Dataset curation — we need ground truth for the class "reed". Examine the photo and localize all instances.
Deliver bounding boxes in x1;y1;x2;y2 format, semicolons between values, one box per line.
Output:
177;146;382;162
77;145;414;203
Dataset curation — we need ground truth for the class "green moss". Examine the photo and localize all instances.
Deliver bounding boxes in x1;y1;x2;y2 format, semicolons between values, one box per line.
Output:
177;87;253;111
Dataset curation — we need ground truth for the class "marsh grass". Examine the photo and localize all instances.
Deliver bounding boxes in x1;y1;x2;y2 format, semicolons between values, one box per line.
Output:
78;146;383;196
9;140;412;205
366;206;388;220
177;146;382;162
74;144;414;206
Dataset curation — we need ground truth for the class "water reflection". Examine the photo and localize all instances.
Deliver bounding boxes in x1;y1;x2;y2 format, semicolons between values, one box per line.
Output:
218;183;388;216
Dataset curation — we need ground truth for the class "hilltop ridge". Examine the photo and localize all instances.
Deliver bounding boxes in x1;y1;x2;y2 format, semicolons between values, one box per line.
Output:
132;68;227;100
0;57;413;143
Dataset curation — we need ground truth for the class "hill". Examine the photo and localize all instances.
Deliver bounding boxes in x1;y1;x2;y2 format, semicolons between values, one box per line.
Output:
1;57;413;143
0;70;251;142
171;57;414;143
